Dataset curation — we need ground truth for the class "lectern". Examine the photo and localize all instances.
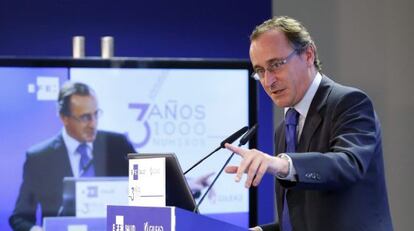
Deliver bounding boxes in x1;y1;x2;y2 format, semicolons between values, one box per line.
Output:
107;205;247;231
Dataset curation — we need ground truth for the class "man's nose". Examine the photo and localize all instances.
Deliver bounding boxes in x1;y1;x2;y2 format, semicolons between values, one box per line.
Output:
263;70;277;88
87;116;98;126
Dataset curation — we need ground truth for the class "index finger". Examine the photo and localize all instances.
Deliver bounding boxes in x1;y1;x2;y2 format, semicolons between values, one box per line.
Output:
224;143;246;157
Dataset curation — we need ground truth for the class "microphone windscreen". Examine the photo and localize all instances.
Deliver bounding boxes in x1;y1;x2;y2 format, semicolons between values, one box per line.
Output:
239;124;258;145
220;126;248;148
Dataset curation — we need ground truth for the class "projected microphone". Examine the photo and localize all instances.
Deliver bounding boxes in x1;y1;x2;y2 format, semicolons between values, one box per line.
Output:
57;205;64;217
79;158;94;176
184;126;248;175
193;124;258;212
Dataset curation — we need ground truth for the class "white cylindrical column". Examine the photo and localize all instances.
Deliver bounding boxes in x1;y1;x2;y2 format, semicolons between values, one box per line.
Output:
72;36;85;58
101;36;114;58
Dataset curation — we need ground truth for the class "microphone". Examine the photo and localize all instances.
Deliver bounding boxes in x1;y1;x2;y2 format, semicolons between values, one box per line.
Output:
193;124;258;212
184;126;248;175
239;123;258;146
219;126;249;148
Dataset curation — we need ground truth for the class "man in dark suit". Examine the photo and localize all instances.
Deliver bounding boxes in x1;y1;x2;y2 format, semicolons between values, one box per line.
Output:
225;16;393;231
9;82;136;231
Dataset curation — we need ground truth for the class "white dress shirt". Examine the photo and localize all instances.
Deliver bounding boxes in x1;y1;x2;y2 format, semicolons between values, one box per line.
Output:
277;72;322;181
61;128;93;177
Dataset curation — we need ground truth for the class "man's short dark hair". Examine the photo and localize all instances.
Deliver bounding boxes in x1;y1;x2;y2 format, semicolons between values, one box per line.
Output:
250;16;322;71
58;82;94;116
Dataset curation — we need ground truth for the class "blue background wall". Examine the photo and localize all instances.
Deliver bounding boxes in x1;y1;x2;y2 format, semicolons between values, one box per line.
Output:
0;0;275;228
0;0;270;59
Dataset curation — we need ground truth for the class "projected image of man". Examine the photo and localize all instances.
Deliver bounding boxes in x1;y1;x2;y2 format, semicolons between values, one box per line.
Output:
9;82;136;231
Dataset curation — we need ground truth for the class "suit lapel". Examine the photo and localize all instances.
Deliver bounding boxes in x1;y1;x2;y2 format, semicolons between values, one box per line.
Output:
297;75;333;152
52;134;73;177
297;114;321;152
92;132;106;176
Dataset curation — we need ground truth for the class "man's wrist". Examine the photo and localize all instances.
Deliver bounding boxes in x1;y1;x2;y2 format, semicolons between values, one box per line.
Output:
276;153;296;181
276;153;290;178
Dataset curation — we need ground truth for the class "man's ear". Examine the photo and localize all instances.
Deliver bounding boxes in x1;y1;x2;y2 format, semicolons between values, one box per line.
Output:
304;45;316;67
60;114;69;126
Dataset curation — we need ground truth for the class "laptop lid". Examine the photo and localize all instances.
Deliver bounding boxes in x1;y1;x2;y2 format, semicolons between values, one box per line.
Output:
127;153;197;212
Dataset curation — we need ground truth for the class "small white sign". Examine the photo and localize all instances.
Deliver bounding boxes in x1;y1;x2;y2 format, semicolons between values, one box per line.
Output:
128;157;166;207
115;215;124;231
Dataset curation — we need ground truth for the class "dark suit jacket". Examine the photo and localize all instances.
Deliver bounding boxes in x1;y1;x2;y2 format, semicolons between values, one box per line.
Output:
9;130;136;231
262;76;393;231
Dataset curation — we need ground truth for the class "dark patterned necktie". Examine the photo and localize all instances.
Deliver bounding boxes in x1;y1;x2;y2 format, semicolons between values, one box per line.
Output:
78;143;95;177
282;108;299;231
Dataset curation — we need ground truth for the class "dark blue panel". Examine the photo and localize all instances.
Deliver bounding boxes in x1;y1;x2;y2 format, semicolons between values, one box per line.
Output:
256;85;276;225
0;0;271;58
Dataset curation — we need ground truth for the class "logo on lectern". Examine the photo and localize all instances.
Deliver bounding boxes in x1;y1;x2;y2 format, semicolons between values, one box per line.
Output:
144;221;164;231
133;164;139;180
112;215;124;231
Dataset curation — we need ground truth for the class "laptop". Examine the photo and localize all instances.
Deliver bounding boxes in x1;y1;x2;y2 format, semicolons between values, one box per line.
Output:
127;153;197;213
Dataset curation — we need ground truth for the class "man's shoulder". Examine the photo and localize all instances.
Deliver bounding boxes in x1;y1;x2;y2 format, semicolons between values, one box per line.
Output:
26;134;63;157
94;130;135;156
319;75;376;124
96;130;127;140
95;130;133;148
322;75;368;99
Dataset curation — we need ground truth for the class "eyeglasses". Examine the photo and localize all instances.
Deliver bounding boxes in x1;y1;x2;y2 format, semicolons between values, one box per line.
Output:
70;109;102;123
251;49;298;81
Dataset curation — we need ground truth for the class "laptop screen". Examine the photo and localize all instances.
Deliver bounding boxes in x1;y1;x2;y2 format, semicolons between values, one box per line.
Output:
127;153;197;212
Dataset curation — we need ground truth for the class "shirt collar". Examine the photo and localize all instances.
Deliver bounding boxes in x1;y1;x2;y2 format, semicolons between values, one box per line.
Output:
62;127;93;156
285;72;322;118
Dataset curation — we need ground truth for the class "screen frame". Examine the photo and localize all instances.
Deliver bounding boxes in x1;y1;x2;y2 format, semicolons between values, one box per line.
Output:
0;57;258;226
